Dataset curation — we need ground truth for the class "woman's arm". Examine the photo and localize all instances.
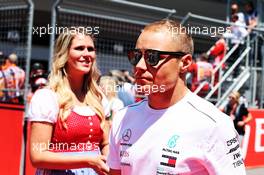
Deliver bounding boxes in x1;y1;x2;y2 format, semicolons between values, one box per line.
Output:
100;123;110;156
238;112;253;127
244;112;253;124
30;122;109;174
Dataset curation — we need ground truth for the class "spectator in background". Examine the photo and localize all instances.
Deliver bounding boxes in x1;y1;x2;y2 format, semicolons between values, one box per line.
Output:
207;37;227;87
223;13;248;78
244;1;262;67
222;91;252;145
0;53;25;103
224;14;248;45
186;57;197;91
109;69;135;106
196;53;213;94
231;2;246;26
99;75;124;126
225;3;248;48
30;62;48;93
244;1;258;32
120;69;135;84
189;53;213;97
207;37;227;69
27;62;48;103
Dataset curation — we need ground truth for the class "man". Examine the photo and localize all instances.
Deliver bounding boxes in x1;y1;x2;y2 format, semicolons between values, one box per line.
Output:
190;53;213;97
228;3;248;44
207;37;227;69
244;1;258;31
107;20;246;175
244;1;262;67
231;3;246;26
0;53;25;102
27;62;48;103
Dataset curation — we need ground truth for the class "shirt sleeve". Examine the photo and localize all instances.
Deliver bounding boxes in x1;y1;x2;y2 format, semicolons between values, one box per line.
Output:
111;98;124;113
107;109;125;169
27;88;59;123
107;128;121;169
205;114;246;175
101;94;111;118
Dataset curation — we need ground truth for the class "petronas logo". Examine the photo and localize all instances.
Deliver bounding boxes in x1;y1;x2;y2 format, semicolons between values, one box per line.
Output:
167;135;179;148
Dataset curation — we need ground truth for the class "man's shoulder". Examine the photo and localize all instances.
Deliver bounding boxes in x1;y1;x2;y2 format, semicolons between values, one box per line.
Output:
111;99;147;135
185;93;235;141
121;98;147;115
5;65;24;73
186;92;230;124
186;92;216;110
126;98;147;108
112;99;147;121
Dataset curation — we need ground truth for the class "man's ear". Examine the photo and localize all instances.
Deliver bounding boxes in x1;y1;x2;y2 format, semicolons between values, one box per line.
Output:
180;54;192;73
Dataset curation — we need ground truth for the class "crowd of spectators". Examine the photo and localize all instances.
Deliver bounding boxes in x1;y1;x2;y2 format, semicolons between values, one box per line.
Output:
187;1;259;97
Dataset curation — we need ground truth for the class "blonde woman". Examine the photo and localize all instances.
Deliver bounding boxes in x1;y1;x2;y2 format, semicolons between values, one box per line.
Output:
222;91;252;145
28;27;109;175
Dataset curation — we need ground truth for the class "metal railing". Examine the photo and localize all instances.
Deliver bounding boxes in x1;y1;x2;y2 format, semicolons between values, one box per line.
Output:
180;12;264;108
193;43;240;99
205;47;251;99
216;67;250;108
0;0;33;106
210;43;239;86
181;12;264;32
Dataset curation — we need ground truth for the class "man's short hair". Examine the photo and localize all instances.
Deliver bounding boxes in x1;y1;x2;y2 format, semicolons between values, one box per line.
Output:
142;19;194;55
8;53;18;63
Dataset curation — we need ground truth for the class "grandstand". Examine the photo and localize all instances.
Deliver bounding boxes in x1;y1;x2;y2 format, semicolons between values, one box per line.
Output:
0;0;263;174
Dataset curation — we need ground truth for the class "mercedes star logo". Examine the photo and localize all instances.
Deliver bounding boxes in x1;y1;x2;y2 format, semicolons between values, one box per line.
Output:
122;129;132;142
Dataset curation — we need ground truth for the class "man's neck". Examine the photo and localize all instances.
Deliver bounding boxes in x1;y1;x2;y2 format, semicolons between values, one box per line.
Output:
148;83;189;110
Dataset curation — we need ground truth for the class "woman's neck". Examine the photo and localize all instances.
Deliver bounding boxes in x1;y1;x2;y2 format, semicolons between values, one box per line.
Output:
68;74;86;102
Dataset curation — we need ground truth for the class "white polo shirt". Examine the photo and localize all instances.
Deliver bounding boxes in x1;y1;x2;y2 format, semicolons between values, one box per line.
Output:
107;91;246;175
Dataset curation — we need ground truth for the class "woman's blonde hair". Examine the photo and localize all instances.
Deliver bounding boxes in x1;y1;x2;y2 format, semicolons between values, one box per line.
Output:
230;91;240;102
47;27;104;129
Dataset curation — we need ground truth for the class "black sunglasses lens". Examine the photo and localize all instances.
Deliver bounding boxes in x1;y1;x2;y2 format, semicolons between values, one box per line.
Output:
128;50;142;66
145;50;159;66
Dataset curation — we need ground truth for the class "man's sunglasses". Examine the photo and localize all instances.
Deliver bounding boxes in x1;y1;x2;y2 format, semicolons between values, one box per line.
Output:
127;49;187;66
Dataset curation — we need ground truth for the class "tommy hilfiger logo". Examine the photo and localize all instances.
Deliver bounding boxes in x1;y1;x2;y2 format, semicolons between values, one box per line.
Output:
160;154;177;168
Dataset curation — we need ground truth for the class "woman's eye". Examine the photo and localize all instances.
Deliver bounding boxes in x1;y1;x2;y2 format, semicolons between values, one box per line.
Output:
74;46;95;52
87;47;95;52
75;46;85;51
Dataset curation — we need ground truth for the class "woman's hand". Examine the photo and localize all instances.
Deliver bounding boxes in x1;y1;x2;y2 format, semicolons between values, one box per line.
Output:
89;155;109;175
237;121;245;127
